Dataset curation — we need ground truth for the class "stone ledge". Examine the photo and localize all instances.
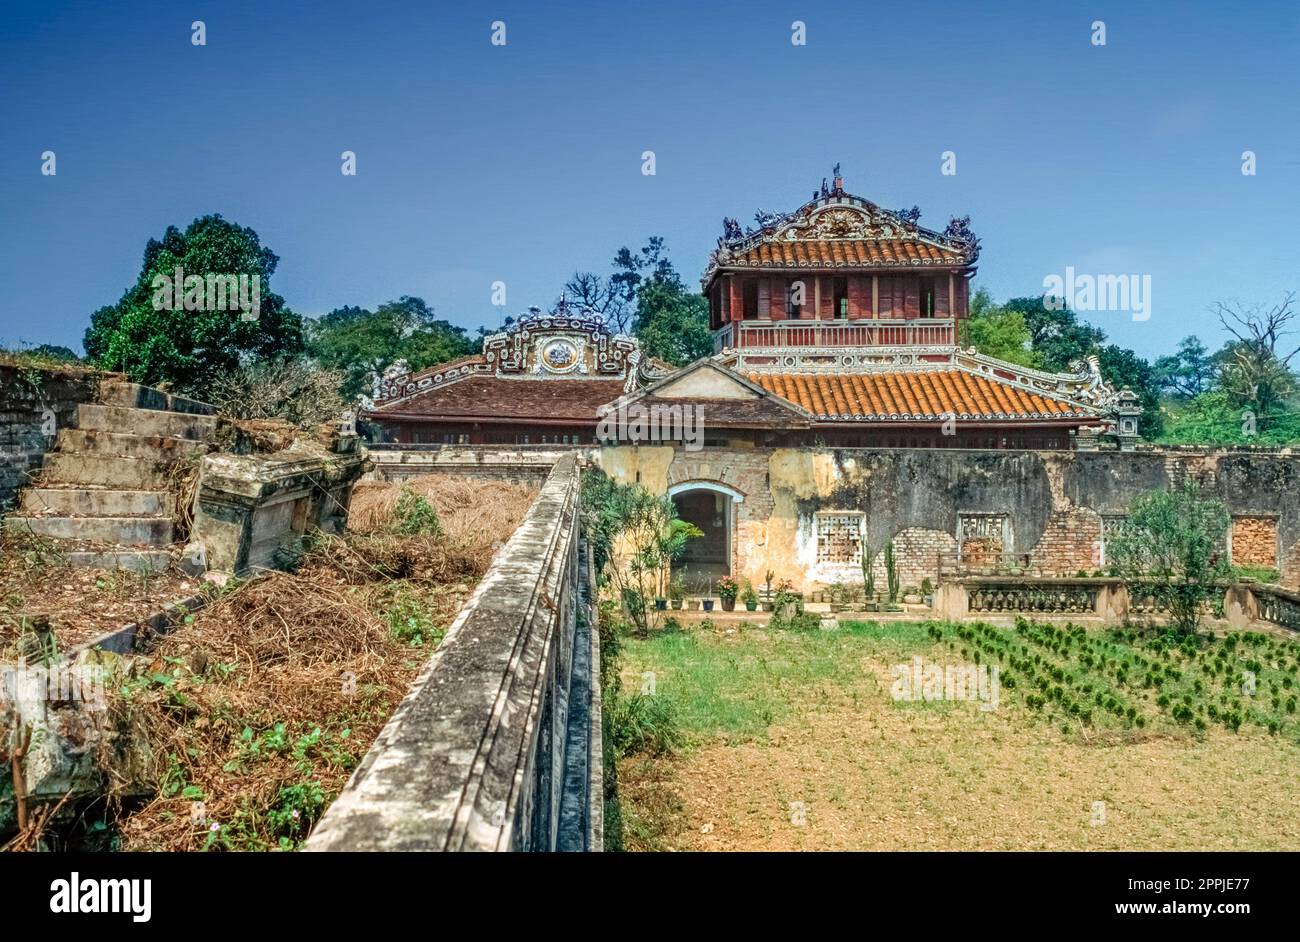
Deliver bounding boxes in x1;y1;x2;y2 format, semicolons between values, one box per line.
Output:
305;454;589;852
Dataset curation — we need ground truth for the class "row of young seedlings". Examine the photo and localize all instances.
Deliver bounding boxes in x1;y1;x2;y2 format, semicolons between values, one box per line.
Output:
979;616;1298;736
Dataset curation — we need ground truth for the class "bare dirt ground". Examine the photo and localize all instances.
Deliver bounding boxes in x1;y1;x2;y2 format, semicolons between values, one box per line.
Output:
619;622;1300;851
0;536;197;655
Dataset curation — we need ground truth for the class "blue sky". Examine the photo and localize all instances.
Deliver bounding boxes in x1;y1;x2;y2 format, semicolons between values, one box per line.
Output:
1;0;1297;359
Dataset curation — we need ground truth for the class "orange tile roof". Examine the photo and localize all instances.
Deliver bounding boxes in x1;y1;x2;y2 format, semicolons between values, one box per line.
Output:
734;239;962;269
746;369;1096;422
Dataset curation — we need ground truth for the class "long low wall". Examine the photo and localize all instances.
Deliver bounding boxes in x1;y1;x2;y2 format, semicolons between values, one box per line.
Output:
366;444;582;486
599;445;1300;594
306;454;601;851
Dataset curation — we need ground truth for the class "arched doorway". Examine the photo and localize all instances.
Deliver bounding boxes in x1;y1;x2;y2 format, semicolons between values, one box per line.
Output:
668;482;743;584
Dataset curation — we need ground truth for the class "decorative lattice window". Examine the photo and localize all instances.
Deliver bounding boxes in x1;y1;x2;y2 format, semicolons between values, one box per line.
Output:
816;513;863;564
1098;515;1128;567
958;513;1009;562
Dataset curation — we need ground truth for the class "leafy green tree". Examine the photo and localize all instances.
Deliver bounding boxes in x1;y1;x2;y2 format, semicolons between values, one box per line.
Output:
84;215;303;395
307;296;475;399
608;237;711;365
1154;336;1216;398
1003;296;1106;372
960;288;1042;367
1105;482;1231;634
1159;390;1300;445
967;289;1164;439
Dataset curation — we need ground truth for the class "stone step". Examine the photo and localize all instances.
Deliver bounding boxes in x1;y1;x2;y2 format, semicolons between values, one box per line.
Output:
64;548;174;573
39;453;172;489
76;403;217;441
56;427;208;461
19;487;170;516
98;380;216;416
97;380;168;411
3;514;173;546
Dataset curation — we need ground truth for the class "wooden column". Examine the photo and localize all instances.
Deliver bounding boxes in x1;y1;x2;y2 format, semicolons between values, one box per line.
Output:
871;275;879;318
813;276;821;321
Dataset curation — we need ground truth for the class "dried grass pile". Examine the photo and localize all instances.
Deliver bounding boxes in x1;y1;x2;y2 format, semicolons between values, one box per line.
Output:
114;476;537;852
349;475;538;575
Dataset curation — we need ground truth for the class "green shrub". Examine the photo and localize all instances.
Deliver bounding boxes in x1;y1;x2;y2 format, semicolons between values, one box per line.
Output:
392;487;442;536
609;693;683;758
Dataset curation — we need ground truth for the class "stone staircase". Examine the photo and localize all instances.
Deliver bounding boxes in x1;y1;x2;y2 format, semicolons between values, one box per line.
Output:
3;378;218;571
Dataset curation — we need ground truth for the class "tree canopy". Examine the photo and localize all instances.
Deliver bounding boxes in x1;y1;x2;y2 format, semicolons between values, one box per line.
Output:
84;215;303;395
306;296;475;399
1105;482;1231;634
962;290;1164;438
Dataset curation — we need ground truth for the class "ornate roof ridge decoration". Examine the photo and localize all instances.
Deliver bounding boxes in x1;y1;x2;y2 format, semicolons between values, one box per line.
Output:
370;354;491;408
371;301;642;410
705;167;980;288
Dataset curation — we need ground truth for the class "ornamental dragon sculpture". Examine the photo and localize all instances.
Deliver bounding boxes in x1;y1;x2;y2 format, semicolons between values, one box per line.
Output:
1066;354;1121;409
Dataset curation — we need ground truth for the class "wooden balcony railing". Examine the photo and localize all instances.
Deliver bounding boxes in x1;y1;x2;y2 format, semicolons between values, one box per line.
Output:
713;318;955;353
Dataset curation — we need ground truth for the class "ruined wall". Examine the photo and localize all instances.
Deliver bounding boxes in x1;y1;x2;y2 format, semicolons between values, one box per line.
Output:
0;365;98;513
599;445;1300;593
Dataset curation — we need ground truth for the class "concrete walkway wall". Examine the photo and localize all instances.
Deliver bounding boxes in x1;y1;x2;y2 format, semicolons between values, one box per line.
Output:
306;454;601;851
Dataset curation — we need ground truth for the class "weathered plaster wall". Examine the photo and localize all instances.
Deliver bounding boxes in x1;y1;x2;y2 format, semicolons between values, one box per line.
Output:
598;445;1300;592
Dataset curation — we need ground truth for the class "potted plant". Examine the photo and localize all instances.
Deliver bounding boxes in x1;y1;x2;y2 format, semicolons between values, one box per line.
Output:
774;580;801;620
687;596;701;611
717;575;739;612
742;580;759;612
693;574;714;612
654;594;667;611
828;582;849;614
668;574;685;610
921;577;934;607
762;569;776;612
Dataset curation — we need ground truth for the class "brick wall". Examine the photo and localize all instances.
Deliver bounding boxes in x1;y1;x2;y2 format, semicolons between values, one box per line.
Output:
0;364;98;513
1231;515;1277;568
869;526;957;591
608;444;1300;593
1030;508;1103;574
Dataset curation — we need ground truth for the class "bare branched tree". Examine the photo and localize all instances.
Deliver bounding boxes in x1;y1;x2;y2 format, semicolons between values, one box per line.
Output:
1211;291;1299;413
207;359;347;428
1212;291;1300;365
561;271;633;333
